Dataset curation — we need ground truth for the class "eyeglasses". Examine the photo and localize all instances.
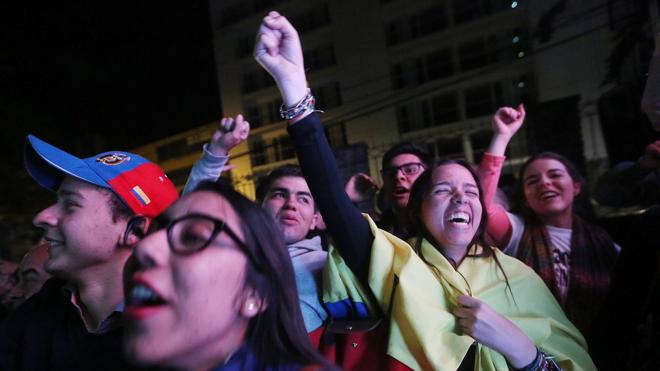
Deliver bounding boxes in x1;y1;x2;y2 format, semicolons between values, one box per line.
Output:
380;162;425;178
127;214;248;256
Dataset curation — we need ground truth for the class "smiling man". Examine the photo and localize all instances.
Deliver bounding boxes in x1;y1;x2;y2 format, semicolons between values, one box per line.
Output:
0;135;178;371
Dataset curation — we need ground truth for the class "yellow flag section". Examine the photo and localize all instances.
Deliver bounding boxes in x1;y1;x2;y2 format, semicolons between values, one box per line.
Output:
323;215;596;371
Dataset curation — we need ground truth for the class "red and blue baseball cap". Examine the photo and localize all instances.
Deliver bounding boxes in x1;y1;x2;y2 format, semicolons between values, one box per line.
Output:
25;135;179;218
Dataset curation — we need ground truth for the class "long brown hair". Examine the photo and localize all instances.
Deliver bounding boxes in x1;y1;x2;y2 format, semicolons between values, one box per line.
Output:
194;181;330;369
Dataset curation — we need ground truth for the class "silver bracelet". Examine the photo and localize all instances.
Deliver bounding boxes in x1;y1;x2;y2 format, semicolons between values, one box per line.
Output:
279;89;318;120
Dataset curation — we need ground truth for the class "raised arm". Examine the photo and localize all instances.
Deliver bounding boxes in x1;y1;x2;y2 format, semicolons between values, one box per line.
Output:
182;115;249;195
479;105;525;247
254;11;373;281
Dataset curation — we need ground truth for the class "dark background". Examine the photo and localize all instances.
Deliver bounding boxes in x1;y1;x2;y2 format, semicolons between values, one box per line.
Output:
0;1;221;257
0;1;220;150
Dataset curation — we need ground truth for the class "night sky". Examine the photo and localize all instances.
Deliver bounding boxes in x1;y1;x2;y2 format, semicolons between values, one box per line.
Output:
0;1;221;254
1;1;220;169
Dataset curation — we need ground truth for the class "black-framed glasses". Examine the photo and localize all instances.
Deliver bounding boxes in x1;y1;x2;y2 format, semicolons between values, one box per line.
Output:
380;162;425;178
153;213;248;255
124;213;249;257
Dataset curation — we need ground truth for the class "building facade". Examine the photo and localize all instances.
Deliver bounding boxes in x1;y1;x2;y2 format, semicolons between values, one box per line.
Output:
131;0;651;199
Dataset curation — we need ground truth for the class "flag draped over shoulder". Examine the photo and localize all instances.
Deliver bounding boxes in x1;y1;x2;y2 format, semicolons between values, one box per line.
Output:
323;215;596;371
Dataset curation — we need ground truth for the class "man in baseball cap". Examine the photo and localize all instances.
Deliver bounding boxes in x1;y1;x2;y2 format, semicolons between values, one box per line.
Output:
0;135;178;371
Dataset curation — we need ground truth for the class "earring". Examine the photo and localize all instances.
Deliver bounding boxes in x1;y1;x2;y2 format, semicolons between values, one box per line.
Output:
247;302;256;311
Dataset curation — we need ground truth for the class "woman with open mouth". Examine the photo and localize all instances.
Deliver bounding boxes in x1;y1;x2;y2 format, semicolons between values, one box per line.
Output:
479;106;619;339
122;181;330;370
254;10;596;371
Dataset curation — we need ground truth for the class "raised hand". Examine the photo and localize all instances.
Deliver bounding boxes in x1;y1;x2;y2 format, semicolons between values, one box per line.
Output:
487;104;526;156
492;104;525;138
345;173;380;203
453;295;536;368
639;140;660;170
207;114;250;157
254;11;307;106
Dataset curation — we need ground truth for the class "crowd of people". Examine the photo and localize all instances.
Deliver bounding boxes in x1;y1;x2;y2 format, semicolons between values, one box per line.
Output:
0;10;658;371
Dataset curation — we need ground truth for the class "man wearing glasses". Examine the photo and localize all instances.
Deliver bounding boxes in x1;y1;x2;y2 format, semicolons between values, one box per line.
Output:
0;135;179;371
377;143;431;239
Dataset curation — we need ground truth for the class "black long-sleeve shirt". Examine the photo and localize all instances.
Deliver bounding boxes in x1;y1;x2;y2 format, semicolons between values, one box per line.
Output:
288;113;373;282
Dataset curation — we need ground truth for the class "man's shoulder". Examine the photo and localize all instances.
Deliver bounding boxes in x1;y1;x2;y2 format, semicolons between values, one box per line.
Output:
10;277;72;320
28;277;70;302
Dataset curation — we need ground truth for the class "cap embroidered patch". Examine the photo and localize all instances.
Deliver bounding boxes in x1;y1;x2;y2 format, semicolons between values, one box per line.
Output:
96;153;130;166
131;185;151;206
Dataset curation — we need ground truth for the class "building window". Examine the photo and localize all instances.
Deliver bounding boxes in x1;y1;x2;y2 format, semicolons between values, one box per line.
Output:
434;137;465;159
235;35;255;59
304;43;336;72
417;5;448;36
291;3;330;34
470;130;492;161
390;58;422;89
391;48;453;90
244;98;284;129
397;92;460;134
384;3;449;46
249;138;267;166
241;69;274;94
217;0;288;28
425;49;454;81
314;81;342;109
458;36;498;72
464;82;503;118
452;0;508;26
273;136;295;162
166;167;193;188
325;122;347;147
243;101;262;128
265;99;281;124
249;134;297;167
431;92;460;125
156;138;204;162
384;20;406;46
396;104;414;133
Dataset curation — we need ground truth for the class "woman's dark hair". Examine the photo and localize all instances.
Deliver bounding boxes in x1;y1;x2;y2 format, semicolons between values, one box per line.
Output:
194;181;329;369
515;151;592;222
407;160;514;300
96;187;134;222
381;142;432;170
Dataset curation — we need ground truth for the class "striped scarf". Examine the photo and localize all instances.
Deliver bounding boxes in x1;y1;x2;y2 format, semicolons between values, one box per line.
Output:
518;215;618;335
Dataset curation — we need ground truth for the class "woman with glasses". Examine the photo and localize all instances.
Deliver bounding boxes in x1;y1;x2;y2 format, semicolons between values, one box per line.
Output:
254;11;595;370
122;181;330;371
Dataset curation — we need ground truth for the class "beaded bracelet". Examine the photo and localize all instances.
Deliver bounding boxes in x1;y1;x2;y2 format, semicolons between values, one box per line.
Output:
515;349;561;371
279;89;320;121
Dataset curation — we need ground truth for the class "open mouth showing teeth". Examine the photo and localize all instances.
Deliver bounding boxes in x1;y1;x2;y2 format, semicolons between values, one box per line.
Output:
44;237;64;247
448;212;470;224
540;192;559;200
127;284;166;307
394;188;408;195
